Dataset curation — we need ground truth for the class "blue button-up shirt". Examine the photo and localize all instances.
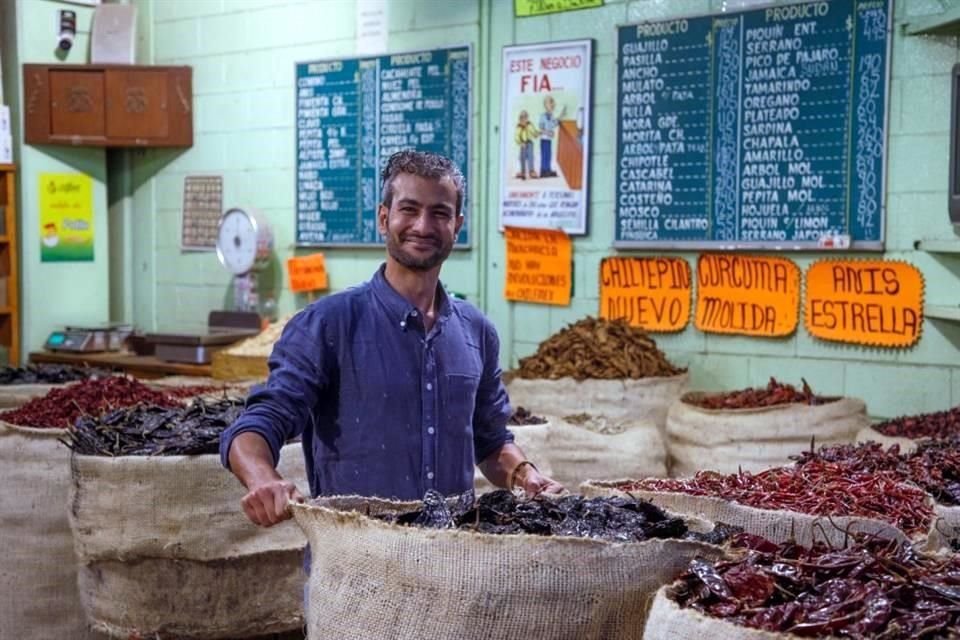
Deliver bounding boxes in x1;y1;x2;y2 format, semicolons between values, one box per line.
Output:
219;265;514;501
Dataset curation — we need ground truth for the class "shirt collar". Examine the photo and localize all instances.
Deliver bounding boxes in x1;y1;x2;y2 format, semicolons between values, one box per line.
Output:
371;264;453;329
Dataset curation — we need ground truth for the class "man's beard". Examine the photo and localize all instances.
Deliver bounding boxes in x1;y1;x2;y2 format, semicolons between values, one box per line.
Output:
386;232;452;271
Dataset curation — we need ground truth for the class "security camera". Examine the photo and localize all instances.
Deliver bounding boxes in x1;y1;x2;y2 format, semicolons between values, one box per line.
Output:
58;10;76;52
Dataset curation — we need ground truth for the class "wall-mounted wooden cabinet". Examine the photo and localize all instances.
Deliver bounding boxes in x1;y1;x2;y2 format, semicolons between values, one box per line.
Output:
23;64;192;148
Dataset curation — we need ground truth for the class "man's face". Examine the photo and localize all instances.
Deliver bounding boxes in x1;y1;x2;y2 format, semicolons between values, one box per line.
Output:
544;97;554;113
378;173;463;271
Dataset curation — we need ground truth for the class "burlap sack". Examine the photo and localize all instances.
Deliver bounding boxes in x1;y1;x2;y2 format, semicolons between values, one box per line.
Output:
69;443;309;639
291;494;723;640
580;482;925;550
506;373;688;427
474;420;552;493
666;395;868;476
643;587;817;640
927;503;960;553
0;421;100;640
0;383;63;408
854;424;919;453
547;414;667;486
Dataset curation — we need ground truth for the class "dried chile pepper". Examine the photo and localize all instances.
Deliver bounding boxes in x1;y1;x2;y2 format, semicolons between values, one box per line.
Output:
687;377;832;410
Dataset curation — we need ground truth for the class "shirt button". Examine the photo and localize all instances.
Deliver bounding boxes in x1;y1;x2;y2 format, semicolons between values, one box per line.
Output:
428;427;435;435
411;310;419;317
426;382;433;391
427;472;435;480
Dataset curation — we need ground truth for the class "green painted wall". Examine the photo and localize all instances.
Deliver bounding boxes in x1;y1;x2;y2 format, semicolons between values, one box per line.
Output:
9;0;111;356
49;0;960;418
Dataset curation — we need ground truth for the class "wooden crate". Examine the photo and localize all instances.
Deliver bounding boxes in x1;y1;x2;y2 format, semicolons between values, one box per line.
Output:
212;351;268;382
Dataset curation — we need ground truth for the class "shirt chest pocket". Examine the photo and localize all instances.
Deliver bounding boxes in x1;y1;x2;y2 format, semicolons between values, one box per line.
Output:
443;372;480;423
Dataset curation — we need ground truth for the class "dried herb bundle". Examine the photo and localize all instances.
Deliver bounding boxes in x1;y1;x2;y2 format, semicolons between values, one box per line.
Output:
516;317;684;380
686;378;833;410
625;463;933;536
380;490;741;544
669;534;960;637
63;398;245;456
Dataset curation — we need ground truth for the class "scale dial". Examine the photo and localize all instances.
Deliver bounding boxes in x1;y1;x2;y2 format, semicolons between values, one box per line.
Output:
216;207;273;275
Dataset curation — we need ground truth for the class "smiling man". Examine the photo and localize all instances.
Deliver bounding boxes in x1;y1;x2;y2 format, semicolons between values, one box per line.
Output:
220;150;562;528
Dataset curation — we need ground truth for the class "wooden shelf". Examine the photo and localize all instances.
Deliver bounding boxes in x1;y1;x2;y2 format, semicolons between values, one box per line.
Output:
925;305;960;321
904;7;960;36
914;239;960;253
0;167;18;364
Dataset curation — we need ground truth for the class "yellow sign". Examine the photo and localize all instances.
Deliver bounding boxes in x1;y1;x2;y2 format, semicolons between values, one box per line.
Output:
514;0;604;17
600;257;691;332
695;254;800;337
39;173;94;262
287;253;329;293
804;260;924;348
504;227;572;306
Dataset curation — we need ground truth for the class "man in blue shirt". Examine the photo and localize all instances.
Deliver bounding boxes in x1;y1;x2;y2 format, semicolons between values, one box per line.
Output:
221;150;563;527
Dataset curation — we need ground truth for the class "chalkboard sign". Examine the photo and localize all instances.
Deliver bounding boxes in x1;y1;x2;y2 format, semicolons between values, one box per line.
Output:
615;0;890;249
296;46;471;246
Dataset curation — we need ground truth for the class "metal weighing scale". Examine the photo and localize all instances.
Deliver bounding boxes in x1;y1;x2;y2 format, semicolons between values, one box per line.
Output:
45;323;133;353
146;207;275;365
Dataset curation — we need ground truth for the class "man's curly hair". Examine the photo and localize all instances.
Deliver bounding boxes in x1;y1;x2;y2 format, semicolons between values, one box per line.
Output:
380;150;465;215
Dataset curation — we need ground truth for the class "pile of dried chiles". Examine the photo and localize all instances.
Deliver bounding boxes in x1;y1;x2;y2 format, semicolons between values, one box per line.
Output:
624;462;933;536
686;378;833;410
516;317;685;380
379;489;740;544
0;377;233;429
63;398;245;456
872;405;960;439
508;407;547;426
795;440;960;507
669;534;960;637
0;364;111;385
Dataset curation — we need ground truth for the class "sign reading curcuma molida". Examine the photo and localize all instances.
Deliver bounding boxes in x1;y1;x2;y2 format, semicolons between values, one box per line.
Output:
615;0;891;250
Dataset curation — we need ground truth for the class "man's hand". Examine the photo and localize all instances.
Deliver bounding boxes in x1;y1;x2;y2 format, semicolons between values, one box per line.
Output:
241;477;305;527
513;462;565;498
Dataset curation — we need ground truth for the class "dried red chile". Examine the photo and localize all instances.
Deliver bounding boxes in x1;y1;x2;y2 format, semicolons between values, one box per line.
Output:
669;535;960;638
624;463;933;536
686;377;832;410
0;377;179;429
873;406;960;439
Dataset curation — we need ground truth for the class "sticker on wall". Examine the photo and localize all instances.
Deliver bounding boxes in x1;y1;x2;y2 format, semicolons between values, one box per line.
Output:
499;39;592;235
504;226;572;306
695;254;801;337
514;0;604;17
39;173;94;262
804;260;924;348
287;253;329;294
599;256;691;332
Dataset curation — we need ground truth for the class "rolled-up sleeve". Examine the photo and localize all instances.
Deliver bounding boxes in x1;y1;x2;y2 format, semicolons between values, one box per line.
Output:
472;319;514;464
219;318;328;470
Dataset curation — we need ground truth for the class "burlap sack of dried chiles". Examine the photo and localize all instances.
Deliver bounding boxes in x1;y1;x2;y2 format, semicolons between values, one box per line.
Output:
292;491;731;640
69;442;308;639
667;380;867;476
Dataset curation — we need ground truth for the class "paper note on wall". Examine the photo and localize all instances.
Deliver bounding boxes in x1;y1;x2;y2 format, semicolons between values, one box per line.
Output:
504;226;572;306
287;253;329;293
514;0;604;17
39;173;94;262
804;260;924;348
695;254;800;337
599;256;691;332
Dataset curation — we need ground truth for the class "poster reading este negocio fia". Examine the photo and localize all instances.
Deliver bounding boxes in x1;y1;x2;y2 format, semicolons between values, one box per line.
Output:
499;40;592;235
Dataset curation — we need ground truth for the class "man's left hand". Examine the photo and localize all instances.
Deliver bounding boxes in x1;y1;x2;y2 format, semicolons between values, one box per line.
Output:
515;464;565;497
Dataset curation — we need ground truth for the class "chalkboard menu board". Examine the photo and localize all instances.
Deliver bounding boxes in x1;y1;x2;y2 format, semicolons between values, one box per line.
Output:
615;0;890;249
296;46;471;246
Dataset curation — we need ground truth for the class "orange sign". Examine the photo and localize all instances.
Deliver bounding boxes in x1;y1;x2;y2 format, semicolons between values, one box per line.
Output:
504;227;572;306
287;253;329;293
599;257;691;332
804;260;924;348
695;254;800;337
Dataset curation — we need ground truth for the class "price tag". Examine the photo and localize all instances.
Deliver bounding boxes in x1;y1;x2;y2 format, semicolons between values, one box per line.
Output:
287;253;329;293
599;257;691;332
695;254;800;337
804;260;924;348
504;227;572;306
